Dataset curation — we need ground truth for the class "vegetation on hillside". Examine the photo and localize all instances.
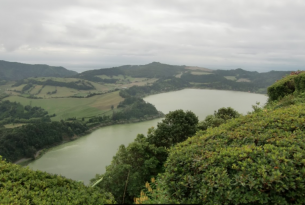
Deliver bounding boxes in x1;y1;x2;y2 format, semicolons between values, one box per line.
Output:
0;156;115;204
132;71;305;204
119;77;190;98
0;60;77;81
12;78;95;91
91;110;199;204
0;120;88;162
0;100;51;126
112;97;161;121
78;62;184;81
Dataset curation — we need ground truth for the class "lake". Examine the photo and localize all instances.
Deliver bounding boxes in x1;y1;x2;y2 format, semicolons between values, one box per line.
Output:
28;89;268;184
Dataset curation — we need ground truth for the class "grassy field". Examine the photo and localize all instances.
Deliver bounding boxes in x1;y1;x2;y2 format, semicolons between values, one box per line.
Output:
236;78;251;82
224;76;237;81
1;76;157;122
4;91;124;121
29;85;43;95
191;71;212;75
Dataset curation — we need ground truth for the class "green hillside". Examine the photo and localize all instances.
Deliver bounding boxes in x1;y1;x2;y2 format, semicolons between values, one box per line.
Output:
0;60;77;80
76;62;290;94
136;72;305;204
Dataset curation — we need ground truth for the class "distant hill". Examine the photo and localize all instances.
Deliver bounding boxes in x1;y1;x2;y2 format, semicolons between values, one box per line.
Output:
0;60;78;80
77;62;185;81
76;62;290;94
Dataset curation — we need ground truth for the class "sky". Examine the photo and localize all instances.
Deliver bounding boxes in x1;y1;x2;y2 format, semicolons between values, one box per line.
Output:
0;0;304;73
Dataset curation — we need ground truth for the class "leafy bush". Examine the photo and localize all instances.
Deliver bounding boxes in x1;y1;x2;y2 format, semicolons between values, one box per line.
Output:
147;104;305;204
0;156;115;204
267;75;296;101
293;72;305;94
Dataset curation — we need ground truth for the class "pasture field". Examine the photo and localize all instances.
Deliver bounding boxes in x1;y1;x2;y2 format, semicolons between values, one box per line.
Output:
175;72;183;78
90;82;112;92
191;71;212;75
236;78;251;82
4;123;26;128
4;91;124;121
29;85;43;95
38;86;57;97
0;83;12;94
10;84;26;92
224;76;237;81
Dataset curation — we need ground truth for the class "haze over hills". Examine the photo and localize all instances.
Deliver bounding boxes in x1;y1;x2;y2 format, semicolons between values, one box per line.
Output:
0;60;78;81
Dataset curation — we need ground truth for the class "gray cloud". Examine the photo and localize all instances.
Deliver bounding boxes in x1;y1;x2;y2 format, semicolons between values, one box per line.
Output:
0;0;304;72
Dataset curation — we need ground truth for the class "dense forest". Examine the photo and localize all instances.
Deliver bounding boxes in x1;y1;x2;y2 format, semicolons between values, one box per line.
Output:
0;120;88;162
0;101;51;126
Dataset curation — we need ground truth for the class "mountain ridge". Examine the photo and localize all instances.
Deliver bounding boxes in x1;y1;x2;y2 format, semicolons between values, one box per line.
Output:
0;60;78;80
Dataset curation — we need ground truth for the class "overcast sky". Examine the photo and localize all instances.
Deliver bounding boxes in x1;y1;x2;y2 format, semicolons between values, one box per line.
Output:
0;0;304;72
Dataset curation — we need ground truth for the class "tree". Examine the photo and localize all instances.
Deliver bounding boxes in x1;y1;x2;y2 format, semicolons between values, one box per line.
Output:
147;110;198;148
198;107;240;131
92;134;167;204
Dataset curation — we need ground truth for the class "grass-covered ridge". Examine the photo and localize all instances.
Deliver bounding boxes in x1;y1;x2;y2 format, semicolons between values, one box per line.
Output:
0;156;115;204
140;73;305;204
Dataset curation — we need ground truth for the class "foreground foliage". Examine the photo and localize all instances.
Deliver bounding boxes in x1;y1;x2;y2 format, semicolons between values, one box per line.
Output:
0;156;115;204
135;73;305;204
92;110;198;204
144;103;305;204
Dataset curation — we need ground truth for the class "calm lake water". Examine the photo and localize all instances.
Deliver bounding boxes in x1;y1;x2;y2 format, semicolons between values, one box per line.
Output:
28;89;268;184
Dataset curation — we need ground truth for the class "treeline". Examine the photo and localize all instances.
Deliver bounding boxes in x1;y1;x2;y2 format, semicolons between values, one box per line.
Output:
13;79;95;91
0;101;51;126
120;77;190;98
0;120;88;162
77;75;119;83
181;73;260;92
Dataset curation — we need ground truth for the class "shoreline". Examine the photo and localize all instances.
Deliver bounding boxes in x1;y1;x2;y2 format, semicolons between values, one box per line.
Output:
14;113;164;166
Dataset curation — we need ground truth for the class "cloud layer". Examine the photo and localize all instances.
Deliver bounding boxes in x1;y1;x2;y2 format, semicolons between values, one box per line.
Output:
1;0;304;72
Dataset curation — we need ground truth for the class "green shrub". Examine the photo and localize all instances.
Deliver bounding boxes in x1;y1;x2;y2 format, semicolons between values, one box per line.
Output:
294;72;305;94
148;104;305;204
267;75;296;101
0;156;115;204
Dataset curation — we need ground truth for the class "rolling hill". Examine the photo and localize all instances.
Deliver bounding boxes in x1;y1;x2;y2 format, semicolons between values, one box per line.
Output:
0;60;77;80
